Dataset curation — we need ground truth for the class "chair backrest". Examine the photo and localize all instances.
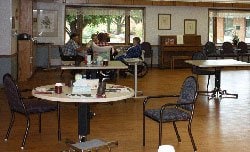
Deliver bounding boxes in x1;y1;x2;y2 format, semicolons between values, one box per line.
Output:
141;42;152;58
59;46;63;57
222;42;234;54
192;51;207;60
177;76;197;112
237;41;248;53
191;51;207;74
3;73;26;114
203;41;217;55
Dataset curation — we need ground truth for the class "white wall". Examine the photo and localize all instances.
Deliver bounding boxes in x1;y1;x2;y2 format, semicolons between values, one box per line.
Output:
0;0;12;55
145;6;208;45
11;0;18;55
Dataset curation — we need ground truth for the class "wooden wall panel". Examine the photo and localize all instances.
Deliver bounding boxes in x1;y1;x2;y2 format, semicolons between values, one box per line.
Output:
133;0;152;5
233;3;250;8
152;1;175;6
88;0;132;5
193;2;214;7
19;0;33;35
213;2;233;8
175;1;195;6
111;0;132;5
18;40;33;81
66;0;87;4
88;0;112;4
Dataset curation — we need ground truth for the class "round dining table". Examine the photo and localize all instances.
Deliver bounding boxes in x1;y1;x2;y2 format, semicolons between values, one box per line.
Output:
32;84;134;141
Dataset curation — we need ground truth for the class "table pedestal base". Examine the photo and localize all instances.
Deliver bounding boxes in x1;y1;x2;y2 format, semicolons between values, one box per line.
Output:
207;68;238;100
65;138;118;152
208;88;238;100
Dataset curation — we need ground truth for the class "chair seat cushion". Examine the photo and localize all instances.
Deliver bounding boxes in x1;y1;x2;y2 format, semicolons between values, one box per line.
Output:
144;108;191;122
23;99;57;114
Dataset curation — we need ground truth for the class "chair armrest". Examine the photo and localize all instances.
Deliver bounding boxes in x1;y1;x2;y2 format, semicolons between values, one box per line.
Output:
161;101;195;110
143;94;179;105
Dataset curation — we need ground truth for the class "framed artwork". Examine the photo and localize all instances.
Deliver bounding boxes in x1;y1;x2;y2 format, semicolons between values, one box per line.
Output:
184;19;197;35
158;14;171;30
35;10;58;37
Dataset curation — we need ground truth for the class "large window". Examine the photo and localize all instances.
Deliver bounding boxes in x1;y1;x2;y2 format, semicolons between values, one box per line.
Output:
209;9;250;43
65;6;144;44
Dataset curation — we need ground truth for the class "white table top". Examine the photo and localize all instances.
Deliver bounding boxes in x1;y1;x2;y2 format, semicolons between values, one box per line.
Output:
185;59;250;68
61;61;128;70
32;84;134;103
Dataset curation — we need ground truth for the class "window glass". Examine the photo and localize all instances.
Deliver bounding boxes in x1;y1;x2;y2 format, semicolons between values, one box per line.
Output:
246;18;250;38
209;9;250;43
65;7;144;44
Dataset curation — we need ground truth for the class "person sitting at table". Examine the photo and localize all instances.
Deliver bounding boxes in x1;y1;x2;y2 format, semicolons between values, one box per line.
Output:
63;33;84;65
96;32;110;47
115;37;142;77
115;37;142;61
85;33;99;50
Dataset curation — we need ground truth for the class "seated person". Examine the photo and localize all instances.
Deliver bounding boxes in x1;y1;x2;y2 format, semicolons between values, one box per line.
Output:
91;32;115;61
85;33;99;60
115;37;142;61
63;33;84;65
86;33;99;49
96;32;110;47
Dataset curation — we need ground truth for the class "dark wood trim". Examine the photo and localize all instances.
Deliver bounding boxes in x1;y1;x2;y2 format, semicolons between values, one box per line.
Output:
0;53;17;58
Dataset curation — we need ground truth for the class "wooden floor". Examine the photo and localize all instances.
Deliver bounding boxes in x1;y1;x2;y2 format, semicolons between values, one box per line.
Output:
0;67;250;152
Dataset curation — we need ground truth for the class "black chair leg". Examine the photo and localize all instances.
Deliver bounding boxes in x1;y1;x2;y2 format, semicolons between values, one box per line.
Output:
5;111;15;141
21;117;30;149
39;114;41;133
142;115;145;146
159;121;162;146
173;121;181;143
60;70;64;77
151;56;153;68
188;121;197;152
207;75;211;92
57;102;61;141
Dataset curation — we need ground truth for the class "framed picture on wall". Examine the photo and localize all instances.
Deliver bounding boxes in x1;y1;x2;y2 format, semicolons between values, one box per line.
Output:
184;19;197;35
158;14;171;30
35;10;58;37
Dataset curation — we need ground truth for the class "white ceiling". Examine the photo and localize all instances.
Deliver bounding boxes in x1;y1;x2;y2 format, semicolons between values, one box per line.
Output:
150;0;250;4
36;0;250;4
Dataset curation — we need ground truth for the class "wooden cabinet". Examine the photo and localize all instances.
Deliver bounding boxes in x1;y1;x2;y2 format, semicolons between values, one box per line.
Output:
18;40;34;81
159;35;202;68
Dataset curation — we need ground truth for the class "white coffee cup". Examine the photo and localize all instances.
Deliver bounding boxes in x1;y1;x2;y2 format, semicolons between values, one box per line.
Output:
87;55;92;64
